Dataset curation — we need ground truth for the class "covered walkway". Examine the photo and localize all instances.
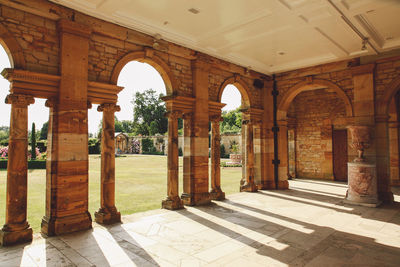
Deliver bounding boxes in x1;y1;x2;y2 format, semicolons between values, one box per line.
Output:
1;180;399;266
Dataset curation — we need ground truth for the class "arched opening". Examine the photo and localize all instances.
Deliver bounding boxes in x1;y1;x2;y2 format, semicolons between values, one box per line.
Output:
0;43;48;233
214;78;253;196
218;84;243;195
89;58;182;220
280;80;353;183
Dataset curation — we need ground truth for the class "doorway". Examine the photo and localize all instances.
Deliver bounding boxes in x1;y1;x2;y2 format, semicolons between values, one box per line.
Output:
333;129;348;181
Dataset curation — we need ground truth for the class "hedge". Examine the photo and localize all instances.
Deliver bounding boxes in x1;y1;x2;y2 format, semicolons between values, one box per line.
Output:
0;159;46;169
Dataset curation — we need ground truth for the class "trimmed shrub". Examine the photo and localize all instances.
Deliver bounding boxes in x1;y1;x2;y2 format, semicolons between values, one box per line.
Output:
141;138;156;153
88;138;100;154
0;159;46;169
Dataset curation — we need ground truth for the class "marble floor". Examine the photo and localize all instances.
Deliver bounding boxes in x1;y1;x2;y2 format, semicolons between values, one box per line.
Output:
1;179;400;267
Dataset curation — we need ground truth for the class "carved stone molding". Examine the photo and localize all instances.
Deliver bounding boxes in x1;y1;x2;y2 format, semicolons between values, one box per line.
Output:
97;103;121;113
5;94;34;107
165;110;182;120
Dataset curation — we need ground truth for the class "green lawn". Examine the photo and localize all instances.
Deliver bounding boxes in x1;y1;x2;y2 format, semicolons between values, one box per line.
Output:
0;155;242;232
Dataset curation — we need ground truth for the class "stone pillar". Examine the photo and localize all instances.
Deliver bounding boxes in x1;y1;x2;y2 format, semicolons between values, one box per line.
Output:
351;64;393;202
0;94;34;246
389;120;400;186
41;20;92;236
181;112;195;205
388;97;400;186
375;115;394;202
240;119;258;192
253;121;263;186
210;115;225;200
260;81;275;189
276;120;289;189
189;60;211;205
95;103;121;224
162;111;183;210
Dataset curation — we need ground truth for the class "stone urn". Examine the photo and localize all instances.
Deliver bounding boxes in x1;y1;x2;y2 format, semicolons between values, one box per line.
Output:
228;153;242;165
347;125;371;162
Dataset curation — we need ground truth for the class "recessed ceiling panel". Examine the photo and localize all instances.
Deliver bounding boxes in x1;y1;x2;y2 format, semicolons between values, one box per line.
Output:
50;0;400;74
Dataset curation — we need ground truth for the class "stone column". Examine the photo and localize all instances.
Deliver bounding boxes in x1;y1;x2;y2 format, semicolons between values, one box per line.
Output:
41;20;92;236
210;115;225;200
0;94;34;246
277;120;289;189
95;103;121;224
189;60;211;205
181;112;195;205
253;121;263;187
240;119;258;192
375;115;394;202
162;111;183;210
351;64;393;202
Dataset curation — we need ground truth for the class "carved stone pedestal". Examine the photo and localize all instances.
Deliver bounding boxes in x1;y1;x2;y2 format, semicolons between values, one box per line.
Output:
95;208;121;225
181;193;211;206
240;180;258;192
162;197;184;210
345;162;381;207
41;213;92;237
210;189;225;201
0;226;32;246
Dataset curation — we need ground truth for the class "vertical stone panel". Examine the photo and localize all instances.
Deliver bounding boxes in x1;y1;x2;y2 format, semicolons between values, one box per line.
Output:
41;20;92;236
190;60;211;205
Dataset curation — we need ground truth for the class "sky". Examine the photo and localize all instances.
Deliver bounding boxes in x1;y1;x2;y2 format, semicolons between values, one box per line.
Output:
0;45;241;134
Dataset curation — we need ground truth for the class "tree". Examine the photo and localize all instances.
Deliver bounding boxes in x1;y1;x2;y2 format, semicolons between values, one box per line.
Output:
0;126;9;145
221;108;242;133
40;121;48;140
31;122;37;159
132;89;168;136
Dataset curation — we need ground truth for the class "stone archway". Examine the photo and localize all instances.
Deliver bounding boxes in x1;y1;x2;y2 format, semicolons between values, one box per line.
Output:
105;50;184;213
111;50;178;96
278;78;353;121
217;75;252;109
0;23;26;69
277;78;353;182
213;75;260;194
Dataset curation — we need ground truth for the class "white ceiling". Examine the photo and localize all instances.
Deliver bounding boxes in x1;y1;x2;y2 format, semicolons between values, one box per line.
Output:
51;0;400;75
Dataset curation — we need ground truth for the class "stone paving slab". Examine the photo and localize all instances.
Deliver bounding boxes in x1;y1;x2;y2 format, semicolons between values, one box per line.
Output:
1;179;400;266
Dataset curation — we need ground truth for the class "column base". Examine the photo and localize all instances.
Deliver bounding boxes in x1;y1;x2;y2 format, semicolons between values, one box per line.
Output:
277;180;289;189
0;225;32;246
240;182;258;192
95;207;121;225
162;197;184;210
181;192;211;206
343;198;382;208
210;189;225;201
258;181;276;190
41;212;92;237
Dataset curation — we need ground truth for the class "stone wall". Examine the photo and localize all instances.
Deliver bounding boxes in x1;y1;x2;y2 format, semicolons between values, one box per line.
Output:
288;89;347;179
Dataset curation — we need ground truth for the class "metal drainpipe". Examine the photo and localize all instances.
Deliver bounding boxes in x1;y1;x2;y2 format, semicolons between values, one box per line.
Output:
272;74;280;189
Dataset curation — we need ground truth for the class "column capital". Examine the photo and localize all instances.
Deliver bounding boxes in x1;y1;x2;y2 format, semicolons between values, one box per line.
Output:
5;94;34;107
182;112;194;120
165;110;182;120
210;115;223;123
97;103;121;113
